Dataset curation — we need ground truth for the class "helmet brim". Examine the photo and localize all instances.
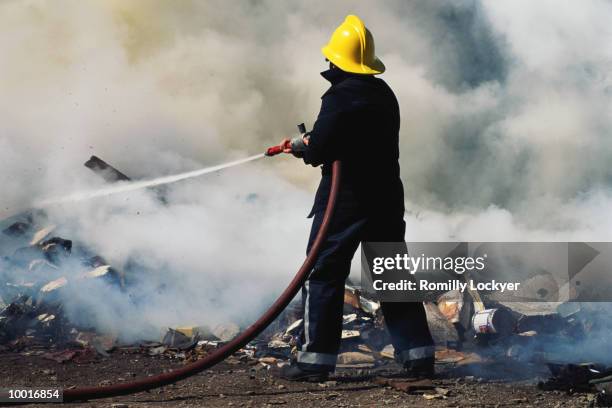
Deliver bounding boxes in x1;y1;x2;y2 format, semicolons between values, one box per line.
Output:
321;46;385;75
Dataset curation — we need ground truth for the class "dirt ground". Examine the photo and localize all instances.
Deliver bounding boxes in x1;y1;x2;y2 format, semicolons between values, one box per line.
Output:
0;348;598;408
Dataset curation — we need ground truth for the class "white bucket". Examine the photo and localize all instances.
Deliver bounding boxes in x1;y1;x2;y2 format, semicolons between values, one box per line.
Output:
472;308;514;335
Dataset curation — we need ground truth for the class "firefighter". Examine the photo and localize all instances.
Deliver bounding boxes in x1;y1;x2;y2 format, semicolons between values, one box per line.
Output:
277;15;435;381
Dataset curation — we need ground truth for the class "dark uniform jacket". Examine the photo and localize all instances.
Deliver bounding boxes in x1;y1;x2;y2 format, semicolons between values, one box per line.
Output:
304;68;405;220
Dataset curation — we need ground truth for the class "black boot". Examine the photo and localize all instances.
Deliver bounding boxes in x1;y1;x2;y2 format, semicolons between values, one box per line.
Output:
278;362;329;382
403;357;435;378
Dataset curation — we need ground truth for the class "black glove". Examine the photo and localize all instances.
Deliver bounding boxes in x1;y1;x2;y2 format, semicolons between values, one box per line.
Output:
290;134;309;158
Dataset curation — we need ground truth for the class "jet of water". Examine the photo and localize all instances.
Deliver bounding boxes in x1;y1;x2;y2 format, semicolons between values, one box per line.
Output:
34;153;266;208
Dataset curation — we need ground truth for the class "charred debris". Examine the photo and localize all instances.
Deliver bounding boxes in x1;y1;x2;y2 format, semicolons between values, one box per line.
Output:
1;156;612;403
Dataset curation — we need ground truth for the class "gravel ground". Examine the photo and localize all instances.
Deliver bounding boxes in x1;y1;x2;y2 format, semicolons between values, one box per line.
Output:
0;348;598;407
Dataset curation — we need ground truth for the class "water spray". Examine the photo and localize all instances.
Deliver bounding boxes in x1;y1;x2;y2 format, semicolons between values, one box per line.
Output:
34;153;266;208
5;124;310;218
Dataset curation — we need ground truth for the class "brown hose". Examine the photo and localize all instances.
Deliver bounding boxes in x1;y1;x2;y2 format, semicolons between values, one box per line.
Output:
62;160;341;402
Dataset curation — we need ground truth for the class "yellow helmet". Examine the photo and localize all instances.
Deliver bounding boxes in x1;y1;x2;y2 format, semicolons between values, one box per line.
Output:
321;15;385;75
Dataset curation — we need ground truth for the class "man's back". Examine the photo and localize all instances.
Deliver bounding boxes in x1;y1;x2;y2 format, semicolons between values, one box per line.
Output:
305;69;405;219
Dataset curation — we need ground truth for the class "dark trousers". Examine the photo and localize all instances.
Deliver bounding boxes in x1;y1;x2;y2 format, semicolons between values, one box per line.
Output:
296;209;434;371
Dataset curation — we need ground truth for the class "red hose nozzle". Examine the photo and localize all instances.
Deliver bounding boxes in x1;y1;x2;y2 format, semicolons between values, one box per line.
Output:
265;145;283;156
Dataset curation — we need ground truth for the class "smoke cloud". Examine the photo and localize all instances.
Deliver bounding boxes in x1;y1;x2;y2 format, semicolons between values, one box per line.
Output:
2;0;612;342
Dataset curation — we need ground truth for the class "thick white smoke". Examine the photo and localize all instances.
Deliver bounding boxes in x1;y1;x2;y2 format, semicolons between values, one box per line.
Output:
2;0;612;341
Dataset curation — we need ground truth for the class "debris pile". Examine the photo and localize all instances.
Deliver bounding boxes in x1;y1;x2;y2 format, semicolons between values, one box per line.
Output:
540;362;612;393
131;284;393;369
1;156;612;404
1;215;124;347
3;213;612;391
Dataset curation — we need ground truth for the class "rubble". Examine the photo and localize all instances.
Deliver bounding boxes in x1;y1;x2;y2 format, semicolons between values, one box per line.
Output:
3;235;608;386
341;329;360;339
380;344;394;359
212;323;240;342
337;351;376;367
424;301;461;348
40;277;68;293
75;332;117;355
0;215;125;357
344;285;380;315
42;348;97;364
174;325;216;340
1;181;611;405
284;319;302;335
161;328;198;350
539;362;612;393
84;155;131;182
592;375;612;405
2;230;610;397
29;225;57;246
373;377;435;394
83;155;169;204
2;220;31;237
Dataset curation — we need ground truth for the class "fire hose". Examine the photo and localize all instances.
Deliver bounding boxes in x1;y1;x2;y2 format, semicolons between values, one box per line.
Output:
59;144;341;402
